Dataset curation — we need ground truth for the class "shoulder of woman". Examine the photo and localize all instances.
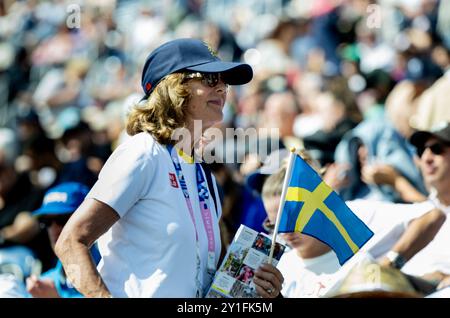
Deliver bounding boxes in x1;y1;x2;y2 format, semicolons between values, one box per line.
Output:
99;133;164;178
115;132;166;160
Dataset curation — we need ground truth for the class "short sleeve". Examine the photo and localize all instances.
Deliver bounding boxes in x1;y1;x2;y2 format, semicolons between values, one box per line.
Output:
87;138;155;218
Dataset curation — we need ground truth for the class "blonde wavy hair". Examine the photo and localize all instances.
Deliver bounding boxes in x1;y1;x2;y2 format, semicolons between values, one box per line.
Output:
126;73;191;145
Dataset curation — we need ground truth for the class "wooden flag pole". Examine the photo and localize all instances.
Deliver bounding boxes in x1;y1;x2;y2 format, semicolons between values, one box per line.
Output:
268;148;297;265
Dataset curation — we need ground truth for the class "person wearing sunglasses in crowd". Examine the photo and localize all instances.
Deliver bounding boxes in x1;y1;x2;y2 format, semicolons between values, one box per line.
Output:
260;149;443;297
385;121;450;290
259;121;450;297
26;182;100;298
54;38;284;298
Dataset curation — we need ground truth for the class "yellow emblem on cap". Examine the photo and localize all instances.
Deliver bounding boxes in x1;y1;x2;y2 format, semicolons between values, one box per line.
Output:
203;41;218;58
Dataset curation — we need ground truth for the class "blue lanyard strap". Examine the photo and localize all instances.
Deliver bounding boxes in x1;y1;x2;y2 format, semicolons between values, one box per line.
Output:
166;145;217;295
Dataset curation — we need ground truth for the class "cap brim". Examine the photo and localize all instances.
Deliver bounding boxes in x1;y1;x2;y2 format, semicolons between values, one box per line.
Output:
186;62;253;85
33;206;75;217
409;131;432;148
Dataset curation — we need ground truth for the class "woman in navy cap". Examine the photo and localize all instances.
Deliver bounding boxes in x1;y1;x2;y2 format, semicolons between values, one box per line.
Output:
55;38;284;298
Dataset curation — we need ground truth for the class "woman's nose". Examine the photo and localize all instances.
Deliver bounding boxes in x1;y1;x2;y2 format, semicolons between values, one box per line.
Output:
215;80;228;95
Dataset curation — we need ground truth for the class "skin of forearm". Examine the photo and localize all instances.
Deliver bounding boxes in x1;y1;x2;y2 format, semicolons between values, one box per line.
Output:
394;176;427;203
55;235;111;298
391;209;446;261
55;199;120;298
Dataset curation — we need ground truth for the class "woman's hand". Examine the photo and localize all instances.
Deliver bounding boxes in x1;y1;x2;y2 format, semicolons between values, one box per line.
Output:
253;263;284;298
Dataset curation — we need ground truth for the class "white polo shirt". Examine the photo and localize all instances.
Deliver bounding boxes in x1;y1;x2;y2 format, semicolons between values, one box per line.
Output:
87;132;222;298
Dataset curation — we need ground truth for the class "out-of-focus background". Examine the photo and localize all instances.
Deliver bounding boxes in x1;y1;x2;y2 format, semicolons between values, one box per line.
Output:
0;0;449;297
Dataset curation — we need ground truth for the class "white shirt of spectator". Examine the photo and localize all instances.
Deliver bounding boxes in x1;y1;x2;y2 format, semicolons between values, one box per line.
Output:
0;274;30;298
276;199;435;298
399;189;450;277
88;132;222;298
402;213;450;277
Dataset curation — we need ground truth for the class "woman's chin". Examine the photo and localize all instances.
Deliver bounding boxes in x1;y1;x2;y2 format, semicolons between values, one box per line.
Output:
204;117;223;130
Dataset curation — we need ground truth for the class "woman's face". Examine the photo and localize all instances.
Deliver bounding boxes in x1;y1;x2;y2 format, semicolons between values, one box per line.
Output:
185;73;227;131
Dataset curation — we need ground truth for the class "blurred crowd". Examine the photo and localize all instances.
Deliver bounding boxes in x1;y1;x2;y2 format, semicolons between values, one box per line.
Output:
1;0;450;297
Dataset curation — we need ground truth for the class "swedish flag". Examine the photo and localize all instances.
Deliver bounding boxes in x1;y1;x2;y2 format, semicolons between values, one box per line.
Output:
278;154;374;265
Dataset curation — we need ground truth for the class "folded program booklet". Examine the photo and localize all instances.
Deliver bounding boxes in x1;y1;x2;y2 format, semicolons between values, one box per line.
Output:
206;224;286;298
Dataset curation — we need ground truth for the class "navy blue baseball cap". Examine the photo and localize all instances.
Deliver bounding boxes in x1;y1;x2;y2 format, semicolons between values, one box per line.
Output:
141;38;253;97
33;182;89;217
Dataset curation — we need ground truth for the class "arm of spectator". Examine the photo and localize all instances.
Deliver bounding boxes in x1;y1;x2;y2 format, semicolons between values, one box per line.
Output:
323;163;351;191
361;164;426;203
0;212;40;244
437;275;450;290
55;198;119;298
421;271;447;282
379;209;446;267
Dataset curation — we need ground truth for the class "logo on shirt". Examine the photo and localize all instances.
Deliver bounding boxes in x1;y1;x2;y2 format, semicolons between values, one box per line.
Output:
169;173;179;188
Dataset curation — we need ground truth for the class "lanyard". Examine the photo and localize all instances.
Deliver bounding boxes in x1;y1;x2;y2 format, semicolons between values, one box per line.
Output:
167;145;216;296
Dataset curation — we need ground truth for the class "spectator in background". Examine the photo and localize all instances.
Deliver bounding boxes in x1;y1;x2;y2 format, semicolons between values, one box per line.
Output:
334;120;427;203
309;0;343;74
261;149;444;297
260;91;302;150
253;19;300;75
412;49;450;131
22;133;97;189
395;122;450;283
362;69;396;120
32;58;93;138
203;21;244;63
301;77;361;166
0;128;54;273
26;182;100;298
33;58;92;111
15;109;45;153
60;121;108;181
386;55;441;139
7;46;31;104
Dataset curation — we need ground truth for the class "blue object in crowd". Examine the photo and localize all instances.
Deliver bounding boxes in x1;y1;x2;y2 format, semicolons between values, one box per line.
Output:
33;182;89;217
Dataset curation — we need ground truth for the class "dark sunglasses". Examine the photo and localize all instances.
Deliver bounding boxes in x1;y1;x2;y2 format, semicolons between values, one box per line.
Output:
417;142;450;158
39;215;71;228
184;72;227;88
